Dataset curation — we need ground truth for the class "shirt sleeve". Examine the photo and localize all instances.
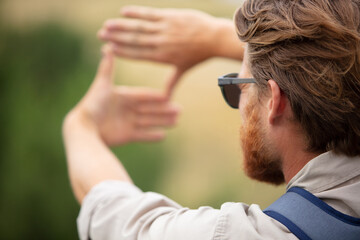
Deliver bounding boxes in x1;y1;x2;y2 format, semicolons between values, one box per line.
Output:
77;180;221;240
77;180;296;240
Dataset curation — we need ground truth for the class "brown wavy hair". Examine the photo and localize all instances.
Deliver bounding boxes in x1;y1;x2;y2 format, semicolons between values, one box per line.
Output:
235;0;360;156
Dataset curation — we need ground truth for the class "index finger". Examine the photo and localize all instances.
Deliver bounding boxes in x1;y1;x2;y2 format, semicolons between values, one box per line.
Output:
115;86;168;102
120;5;163;21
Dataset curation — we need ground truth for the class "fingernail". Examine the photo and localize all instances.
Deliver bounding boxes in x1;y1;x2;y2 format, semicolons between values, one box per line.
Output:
105;20;115;28
98;30;106;38
169;104;181;113
101;45;111;57
120;7;130;14
120;6;136;16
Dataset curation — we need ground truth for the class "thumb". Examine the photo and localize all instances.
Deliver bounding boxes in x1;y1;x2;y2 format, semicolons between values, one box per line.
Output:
165;67;185;99
95;45;115;84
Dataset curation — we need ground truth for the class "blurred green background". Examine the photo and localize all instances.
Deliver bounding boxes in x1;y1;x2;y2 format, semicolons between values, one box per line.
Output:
0;0;285;239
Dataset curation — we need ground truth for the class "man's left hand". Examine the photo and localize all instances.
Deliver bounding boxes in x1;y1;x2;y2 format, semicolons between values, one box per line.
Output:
68;45;180;146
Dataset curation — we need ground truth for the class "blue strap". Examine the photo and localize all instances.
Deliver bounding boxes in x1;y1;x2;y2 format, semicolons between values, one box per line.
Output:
264;187;360;240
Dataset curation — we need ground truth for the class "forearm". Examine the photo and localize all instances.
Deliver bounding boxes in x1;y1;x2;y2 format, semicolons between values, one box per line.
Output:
212;18;245;61
63;110;132;204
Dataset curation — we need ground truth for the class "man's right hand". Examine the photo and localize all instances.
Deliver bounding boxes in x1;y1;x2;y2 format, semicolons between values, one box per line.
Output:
98;6;244;98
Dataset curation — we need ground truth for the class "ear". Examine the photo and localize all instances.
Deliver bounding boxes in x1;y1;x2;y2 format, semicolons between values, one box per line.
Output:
267;80;287;125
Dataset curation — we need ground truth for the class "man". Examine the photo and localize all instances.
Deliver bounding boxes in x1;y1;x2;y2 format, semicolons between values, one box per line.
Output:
63;0;360;239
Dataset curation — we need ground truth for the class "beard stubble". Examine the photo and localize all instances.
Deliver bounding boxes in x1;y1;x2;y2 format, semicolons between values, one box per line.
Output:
239;97;285;185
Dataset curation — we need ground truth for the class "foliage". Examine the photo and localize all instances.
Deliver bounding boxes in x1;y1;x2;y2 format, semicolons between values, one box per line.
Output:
0;23;167;239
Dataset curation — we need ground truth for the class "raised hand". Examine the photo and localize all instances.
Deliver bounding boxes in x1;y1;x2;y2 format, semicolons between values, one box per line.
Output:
69;45;180;146
98;6;244;97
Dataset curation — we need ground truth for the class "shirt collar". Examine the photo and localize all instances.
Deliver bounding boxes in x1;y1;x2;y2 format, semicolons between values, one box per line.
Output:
287;151;360;193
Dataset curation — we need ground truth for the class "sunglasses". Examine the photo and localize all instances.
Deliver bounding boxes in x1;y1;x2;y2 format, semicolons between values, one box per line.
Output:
218;73;256;109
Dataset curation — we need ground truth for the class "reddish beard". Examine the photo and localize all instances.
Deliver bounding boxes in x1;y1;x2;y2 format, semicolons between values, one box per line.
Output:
239;97;285;185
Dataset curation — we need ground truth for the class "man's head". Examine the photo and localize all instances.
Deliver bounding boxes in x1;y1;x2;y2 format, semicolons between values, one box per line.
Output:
234;0;360;184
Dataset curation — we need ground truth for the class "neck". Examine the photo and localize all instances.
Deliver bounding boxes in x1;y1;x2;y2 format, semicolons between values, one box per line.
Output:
277;126;321;184
282;150;319;184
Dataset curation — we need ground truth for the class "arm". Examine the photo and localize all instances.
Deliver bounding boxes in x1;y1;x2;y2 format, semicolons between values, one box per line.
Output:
98;6;244;96
63;46;180;203
63;112;131;203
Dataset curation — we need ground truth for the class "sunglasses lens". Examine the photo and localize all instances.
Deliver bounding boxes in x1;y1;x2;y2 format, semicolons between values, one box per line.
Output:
223;85;240;108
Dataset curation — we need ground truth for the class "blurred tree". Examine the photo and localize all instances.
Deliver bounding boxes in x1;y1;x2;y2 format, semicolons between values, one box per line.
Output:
0;22;90;240
0;23;168;239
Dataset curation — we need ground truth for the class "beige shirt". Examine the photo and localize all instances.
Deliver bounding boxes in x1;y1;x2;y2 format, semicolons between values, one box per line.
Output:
78;151;360;239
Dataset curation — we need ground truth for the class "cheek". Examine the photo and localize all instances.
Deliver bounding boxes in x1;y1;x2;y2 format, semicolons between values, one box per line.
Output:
239;92;249;120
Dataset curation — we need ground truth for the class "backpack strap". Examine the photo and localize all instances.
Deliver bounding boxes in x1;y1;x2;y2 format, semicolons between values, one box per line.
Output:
264;187;360;240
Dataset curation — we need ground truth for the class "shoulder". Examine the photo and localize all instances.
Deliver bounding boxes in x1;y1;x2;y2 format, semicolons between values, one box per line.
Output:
216;202;297;240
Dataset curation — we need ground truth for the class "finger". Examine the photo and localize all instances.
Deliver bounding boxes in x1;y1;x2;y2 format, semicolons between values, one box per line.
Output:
112;44;161;61
135;114;178;128
131;129;166;142
103;18;161;33
95;45;115;84
165;68;186;99
136;102;181;115
121;5;163;21
115;86;168;102
99;31;162;47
